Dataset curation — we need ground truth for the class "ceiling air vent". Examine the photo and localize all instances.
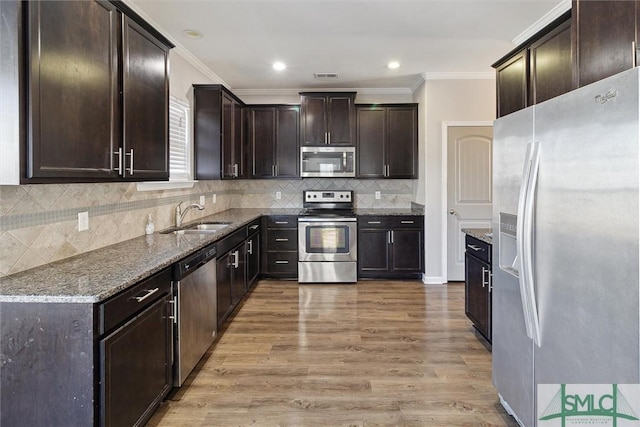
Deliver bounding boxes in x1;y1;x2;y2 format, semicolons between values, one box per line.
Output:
314;72;339;79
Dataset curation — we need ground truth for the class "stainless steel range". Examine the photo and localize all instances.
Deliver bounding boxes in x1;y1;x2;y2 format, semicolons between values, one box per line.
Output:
298;190;357;283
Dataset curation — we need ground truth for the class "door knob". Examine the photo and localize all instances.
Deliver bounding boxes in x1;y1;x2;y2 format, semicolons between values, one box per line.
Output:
448;209;460;219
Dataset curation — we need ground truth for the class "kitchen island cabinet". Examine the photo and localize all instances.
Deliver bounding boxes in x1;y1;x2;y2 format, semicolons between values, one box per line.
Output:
23;0;172;182
463;230;492;343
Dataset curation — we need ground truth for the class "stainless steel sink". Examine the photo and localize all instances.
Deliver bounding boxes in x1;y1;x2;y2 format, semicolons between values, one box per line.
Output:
161;223;230;235
186;223;229;231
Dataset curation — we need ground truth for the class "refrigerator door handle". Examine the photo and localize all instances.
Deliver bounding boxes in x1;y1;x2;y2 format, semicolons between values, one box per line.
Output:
516;141;542;346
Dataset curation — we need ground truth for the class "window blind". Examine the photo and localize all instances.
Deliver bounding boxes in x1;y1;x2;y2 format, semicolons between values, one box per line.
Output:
169;96;191;181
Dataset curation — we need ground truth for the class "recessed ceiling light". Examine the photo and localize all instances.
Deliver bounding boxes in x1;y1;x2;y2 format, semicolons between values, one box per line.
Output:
388;61;400;69
273;62;286;71
182;29;203;39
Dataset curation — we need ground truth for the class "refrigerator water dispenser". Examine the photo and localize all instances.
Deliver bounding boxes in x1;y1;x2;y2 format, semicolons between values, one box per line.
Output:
499;213;519;277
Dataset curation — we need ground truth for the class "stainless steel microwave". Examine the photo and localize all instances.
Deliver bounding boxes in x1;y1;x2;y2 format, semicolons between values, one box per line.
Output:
300;146;356;177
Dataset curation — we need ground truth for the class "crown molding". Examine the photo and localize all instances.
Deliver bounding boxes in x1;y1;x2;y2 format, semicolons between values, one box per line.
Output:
421;72;495;80
122;0;229;87
512;0;571;45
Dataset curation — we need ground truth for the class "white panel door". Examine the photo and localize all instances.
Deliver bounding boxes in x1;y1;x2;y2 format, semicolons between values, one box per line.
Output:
447;126;493;281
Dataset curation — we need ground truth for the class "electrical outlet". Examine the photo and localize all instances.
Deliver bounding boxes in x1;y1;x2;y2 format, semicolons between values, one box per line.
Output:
212;194;217;204
276;191;282;200
199;195;206;206
375;191;381;200
78;211;89;231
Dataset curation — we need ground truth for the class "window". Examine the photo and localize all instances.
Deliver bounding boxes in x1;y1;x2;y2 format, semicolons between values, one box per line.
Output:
169;96;191;181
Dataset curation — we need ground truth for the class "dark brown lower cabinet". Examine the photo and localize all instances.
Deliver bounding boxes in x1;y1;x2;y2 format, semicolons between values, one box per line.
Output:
464;236;492;343
261;216;298;279
357;216;424;279
246;227;261;290
100;294;172;426
216;227;249;326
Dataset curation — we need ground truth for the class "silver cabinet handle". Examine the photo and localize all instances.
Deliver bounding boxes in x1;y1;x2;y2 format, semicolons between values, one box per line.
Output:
275;221;288;225
234;164;239;177
390;230;394;244
247;240;253;255
368;221;381;224
275;238;289;242
249;225;259;230
125;149;134;175
400;220;414;224
275;260;289;264
169;297;177;324
272;165;276;177
482;267;491;289
134;288;158;303
468;245;483;252
114;148;123;175
275;164;279;176
231;250;240;268
387;231;391;245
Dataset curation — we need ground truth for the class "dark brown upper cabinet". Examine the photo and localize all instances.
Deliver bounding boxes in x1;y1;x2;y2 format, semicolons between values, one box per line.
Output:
300;92;356;146
356;104;418;179
573;0;640;88
247;105;300;179
24;0;172;182
493;11;571;118
193;85;246;180
530;19;573;105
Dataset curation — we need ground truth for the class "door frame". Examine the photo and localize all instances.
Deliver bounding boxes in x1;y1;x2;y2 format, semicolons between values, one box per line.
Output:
441;121;493;283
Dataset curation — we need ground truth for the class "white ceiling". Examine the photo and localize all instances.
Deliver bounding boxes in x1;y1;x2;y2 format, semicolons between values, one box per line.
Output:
128;0;568;91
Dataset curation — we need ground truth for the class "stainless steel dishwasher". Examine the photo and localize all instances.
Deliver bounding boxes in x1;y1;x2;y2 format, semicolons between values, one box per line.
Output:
172;242;217;386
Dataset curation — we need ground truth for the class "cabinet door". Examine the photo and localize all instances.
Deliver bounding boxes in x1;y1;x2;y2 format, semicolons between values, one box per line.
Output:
358;229;390;274
495;50;528;118
275;106;300;178
230;245;246;306
122;17;170;180
574;0;638;87
390;229;423;272
465;253;491;340
530;19;573;105
386;106;418;178
327;95;354;145
221;93;235;178
193;87;222;180
246;233;260;289
356;107;386;178
101;296;171;427
26;0;119;179
216;255;232;326
233;100;245;178
301;95;327;145
249;107;276;178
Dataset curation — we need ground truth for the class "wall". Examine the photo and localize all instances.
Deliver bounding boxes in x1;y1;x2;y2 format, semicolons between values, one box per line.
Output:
420;78;496;284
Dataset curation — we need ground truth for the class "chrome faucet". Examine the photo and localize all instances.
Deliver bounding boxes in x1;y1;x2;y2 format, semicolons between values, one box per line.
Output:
175;202;205;228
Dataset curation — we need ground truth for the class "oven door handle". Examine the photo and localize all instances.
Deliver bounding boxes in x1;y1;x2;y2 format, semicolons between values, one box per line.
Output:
298;217;357;223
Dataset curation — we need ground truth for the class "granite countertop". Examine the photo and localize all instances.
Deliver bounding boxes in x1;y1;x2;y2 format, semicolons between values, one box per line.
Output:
0;207;423;303
462;228;493;245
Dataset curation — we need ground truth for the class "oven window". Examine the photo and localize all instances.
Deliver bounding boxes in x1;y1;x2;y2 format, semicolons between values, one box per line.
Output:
305;225;350;253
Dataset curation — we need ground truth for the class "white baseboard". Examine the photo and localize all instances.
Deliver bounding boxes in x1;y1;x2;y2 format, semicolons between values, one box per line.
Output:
423;275;446;285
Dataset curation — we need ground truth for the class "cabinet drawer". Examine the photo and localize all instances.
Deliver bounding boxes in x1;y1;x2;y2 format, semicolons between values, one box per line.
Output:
267;229;298;251
99;268;171;335
358;216;423;229
358;216;392;228
465;235;491;264
266;252;298;273
266;216;297;228
389;216;423;229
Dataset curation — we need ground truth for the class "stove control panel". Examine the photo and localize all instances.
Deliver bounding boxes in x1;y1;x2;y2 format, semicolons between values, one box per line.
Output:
304;190;352;203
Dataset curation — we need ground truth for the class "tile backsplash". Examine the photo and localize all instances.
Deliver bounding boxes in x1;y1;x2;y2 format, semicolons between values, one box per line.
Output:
0;179;413;277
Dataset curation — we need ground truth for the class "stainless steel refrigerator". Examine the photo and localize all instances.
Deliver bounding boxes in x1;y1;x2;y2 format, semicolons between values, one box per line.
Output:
492;67;640;426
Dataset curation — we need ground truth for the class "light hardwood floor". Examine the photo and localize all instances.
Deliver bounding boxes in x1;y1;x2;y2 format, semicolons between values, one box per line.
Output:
148;280;518;427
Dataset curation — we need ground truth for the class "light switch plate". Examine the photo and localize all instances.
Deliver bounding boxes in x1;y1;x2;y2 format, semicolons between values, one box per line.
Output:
375;191;381;200
212;194;217;204
199;195;206;206
78;211;89;231
276;191;282;200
